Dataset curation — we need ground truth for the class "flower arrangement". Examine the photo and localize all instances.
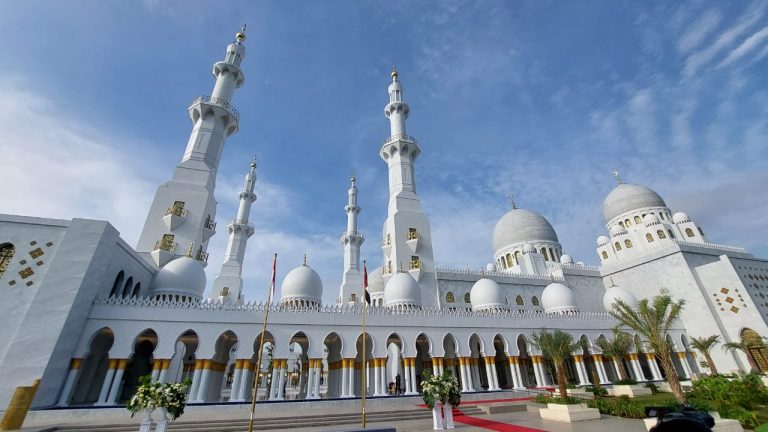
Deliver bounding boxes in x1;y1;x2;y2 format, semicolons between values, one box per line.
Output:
126;375;192;421
420;370;461;409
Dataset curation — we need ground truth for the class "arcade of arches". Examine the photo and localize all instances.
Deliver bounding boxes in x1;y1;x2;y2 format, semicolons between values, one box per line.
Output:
56;327;700;406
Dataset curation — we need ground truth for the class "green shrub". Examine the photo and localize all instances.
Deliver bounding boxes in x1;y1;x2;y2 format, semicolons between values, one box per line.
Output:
686;373;768;429
586;397;645;419
645;382;659;394
614;378;638;385
584;384;608;397
532;394;582;405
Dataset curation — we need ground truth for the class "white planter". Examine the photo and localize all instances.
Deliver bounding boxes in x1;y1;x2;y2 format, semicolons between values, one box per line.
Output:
154;408;169;432
444;405;455;429
432;404;444;430
539;403;601;423
138;408;154;432
609;384;652;398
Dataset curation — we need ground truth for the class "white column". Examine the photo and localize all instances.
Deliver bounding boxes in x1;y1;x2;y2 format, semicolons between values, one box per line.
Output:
57;359;82;406
646;354;663;381
593;355;610;384
105;360;127;404
532;357;544;387
630;356;646;381
403;360;413;394
276;363;287;400
306;363;316;399
239;366;253;400
269;363;280;400
230;361;243;401
95;359;118;405
348;362;356;396
573;357;588;386
340;359;350;397
151;360;161;382
677;352;692;379
379;360;387;395
197;364;212;401
507;357;522;389
188;360;203;402
409;359;417;394
372;360;380;396
157;360;169;384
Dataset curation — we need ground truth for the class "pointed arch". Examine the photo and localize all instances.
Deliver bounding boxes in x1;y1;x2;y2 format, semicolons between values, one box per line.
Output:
0;243;15;281
109;271;124;297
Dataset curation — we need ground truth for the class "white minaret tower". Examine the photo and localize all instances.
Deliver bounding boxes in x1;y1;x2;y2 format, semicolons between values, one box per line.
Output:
379;67;440;308
136;26;248;268
210;158;258;303
338;176;364;304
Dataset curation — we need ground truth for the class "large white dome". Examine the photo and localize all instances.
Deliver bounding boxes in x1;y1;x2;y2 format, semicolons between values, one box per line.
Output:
541;282;578;314
492;208;559;253
384;272;421;309
470;278;507;312
280;264;323;306
153;256;206;301
602;285;639;312
367;266;385;294
603;183;667;223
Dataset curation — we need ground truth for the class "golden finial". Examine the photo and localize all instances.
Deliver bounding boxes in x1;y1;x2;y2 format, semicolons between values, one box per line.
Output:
508;193;516;209
303;253;308;266
613;170;622;185
186;242;194;257
391;64;398;80
236;23;247;43
250;155;257;169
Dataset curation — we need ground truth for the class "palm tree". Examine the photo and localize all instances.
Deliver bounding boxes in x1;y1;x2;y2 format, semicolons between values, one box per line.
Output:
530;329;580;398
610;291;686;403
690;335;720;375
723;337;768;372
596;330;634;381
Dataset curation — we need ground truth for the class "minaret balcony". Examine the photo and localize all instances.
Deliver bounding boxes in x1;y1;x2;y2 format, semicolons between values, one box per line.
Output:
340;231;364;245
190;95;241;121
196;250;209;263
382;134;417;145
406;231;420;252
227;219;255;236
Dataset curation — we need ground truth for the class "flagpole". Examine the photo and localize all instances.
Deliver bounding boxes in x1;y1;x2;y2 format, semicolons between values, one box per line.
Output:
361;259;368;429
248;253;277;432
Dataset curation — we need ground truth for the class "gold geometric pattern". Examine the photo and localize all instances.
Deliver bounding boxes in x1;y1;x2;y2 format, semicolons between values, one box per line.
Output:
19;267;33;279
29;248;44;259
725;297;734;303
720;287;729;294
731;306;739;313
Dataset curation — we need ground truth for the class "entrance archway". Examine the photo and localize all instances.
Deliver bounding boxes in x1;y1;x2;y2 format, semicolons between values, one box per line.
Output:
70;327;114;405
120;329;158;402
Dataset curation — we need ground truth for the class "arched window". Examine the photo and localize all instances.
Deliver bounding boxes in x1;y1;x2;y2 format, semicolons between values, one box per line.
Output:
634;215;642;224
601;251;609;259
505;254;513;267
625;219;631;226
646;233;654;243
132;283;141;298
516;295;524;306
619;221;625;228
625;239;633;248
122;277;133;298
109;271;124;297
668;229;675;239
657;230;666;239
464;293;471;303
541;248;549;261
532;296;540;306
685;228;695;237
549;248;556;261
446;292;455;303
0;243;15;281
514;250;522;263
614;242;622;251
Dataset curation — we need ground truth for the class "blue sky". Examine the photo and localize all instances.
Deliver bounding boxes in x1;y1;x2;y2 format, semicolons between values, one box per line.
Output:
1;1;767;303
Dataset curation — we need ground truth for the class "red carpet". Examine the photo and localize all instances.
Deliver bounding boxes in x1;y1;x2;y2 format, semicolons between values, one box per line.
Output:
415;397;531;408
452;408;546;432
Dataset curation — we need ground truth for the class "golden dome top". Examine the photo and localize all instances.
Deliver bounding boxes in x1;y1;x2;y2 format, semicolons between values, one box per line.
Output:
390;65;398;79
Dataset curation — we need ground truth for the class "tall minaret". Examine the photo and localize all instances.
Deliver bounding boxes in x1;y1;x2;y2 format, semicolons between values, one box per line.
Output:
338;176;364;304
136;27;247;268
379;67;440;308
210;158;258;303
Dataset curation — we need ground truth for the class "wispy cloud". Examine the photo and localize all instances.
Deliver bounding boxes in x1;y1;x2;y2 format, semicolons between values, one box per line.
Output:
677;8;721;54
718;25;768;68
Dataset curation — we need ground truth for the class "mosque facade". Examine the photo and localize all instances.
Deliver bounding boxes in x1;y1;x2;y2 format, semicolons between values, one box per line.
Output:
1;30;768;411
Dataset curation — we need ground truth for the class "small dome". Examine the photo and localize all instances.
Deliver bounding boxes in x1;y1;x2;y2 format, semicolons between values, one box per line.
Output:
492;208;559;253
541;282;578;314
643;214;660;225
470;278;507;312
486;262;497;272
602;285;639;312
367;266;385;294
153;256;206;301
603;183;667;223
609;224;627;236
559;254;574;265
597;236;610;246
384;272;421;309
280;264;323;306
672;212;690;224
522;243;536;254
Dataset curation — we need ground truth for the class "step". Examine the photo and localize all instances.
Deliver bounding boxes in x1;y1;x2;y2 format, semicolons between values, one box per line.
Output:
475;402;527;415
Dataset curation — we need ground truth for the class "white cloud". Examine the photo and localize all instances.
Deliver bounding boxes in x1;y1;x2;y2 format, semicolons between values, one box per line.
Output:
677;8;721;54
0;75;156;245
718;25;768;68
683;3;764;77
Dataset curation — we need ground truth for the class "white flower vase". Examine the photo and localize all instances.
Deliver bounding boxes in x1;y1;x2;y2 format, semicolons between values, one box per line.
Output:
154;408;169;432
444;404;455;429
138;408;154;432
432;403;444;430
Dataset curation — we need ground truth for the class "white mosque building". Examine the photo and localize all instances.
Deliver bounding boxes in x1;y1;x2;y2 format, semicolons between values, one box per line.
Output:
1;29;768;412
